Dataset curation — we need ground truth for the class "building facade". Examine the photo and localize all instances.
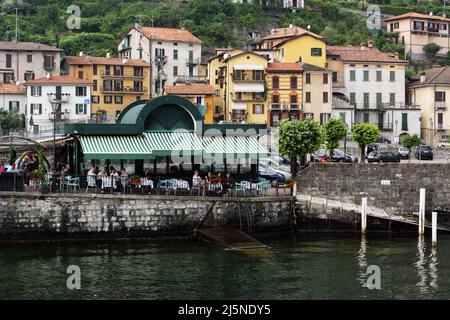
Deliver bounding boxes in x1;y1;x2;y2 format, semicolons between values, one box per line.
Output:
266;63;303;127
0;83;26;114
24;75;92;135
164;84;215;124
386;12;450;60
63;54;150;118
0;42;62;84
408;67;450;146
118;25;203;97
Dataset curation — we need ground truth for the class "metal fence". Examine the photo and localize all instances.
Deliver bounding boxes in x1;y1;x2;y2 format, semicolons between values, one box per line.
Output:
0;173;292;198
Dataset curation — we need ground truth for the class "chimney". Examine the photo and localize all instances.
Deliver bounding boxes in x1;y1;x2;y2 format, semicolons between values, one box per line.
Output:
298;57;303;66
367;40;374;48
420;74;426;83
79;51;84;57
360;43;367;50
134;22;141;29
289;24;293;28
46;73;51;79
106;52;111;59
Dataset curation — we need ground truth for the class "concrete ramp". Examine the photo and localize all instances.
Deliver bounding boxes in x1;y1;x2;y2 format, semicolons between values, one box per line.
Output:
197;227;271;254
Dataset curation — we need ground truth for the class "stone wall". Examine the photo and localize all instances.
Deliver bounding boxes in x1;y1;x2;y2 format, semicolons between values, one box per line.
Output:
0;192;294;241
298;163;450;216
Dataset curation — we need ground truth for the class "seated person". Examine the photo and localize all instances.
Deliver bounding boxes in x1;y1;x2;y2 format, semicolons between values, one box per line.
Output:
192;170;203;188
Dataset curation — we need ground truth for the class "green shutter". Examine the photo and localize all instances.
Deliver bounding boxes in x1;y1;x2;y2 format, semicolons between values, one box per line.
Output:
364;93;369;109
38;104;42;114
402;113;408;131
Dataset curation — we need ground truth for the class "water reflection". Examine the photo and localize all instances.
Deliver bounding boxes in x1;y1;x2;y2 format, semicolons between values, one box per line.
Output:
415;237;439;294
429;248;439;290
357;235;368;288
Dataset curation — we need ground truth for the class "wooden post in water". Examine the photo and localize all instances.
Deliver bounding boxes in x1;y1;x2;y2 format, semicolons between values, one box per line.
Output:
419;188;425;236
432;212;438;247
361;197;367;234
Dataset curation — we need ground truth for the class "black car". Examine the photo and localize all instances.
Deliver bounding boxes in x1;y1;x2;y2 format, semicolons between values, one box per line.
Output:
415;145;434;160
367;151;401;163
331;149;358;163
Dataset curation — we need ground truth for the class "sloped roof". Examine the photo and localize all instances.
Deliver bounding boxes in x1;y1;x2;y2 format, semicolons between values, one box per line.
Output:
165;84;215;95
327;46;407;64
24;76;92;85
385;12;450;22
64;55;148;67
0;41;62;52
0;83;26;94
267;63;302;72
137;27;202;44
262;26;322;41
409;66;450;87
302;63;330;72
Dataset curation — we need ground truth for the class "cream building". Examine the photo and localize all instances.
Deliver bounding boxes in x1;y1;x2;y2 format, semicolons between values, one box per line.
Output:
302;63;332;124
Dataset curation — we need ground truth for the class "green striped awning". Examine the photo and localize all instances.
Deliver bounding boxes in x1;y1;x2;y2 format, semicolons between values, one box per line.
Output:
203;136;268;159
144;132;203;156
79;135;153;160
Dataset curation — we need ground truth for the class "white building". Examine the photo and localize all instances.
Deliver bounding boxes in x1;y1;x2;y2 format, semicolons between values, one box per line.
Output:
233;0;304;9
0;83;26;114
327;44;421;142
118;25;203;97
24;75;92;135
0;42;62;84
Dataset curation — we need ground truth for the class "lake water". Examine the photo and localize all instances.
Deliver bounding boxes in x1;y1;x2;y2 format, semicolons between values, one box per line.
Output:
0;234;449;300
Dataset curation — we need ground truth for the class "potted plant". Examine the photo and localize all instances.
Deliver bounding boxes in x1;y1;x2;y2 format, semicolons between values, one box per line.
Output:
30;168;47;191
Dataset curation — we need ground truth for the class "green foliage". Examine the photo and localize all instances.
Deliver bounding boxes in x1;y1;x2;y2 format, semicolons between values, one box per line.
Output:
0;109;24;133
323;117;347;154
59;33;117;56
423;42;441;55
7;147;17;166
401;134;422;153
36;148;46;172
352;123;381;162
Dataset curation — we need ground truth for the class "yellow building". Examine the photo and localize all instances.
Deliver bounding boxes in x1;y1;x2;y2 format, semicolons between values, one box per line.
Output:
208;50;268;125
408;66;450;146
253;25;327;68
266;62;303;127
164;84;215;124
63;55;150;118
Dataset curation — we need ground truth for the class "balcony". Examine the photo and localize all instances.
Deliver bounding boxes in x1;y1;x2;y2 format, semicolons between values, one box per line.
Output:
48;111;70;121
101;86;147;93
175;75;208;83
435;101;447;110
186;58;201;66
43;63;56;70
270;103;281;111
437;124;446;131
101;71;146;79
47;93;70;103
378;122;393;131
233;77;265;83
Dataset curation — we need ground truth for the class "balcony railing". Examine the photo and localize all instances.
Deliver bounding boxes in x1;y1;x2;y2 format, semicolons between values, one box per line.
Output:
101;71;146;78
48;111;70;121
186;58;200;66
233;97;264;102
233;78;265;83
175;75;208;83
269;104;302;111
43;63;56;70
47;93;70;103
101;86;147;93
435;101;447;110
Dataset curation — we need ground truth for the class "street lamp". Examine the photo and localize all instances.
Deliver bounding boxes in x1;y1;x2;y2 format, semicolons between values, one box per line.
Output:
50;100;61;191
395;119;398;145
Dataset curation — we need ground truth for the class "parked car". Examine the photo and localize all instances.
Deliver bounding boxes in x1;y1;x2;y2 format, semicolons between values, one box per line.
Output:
260;158;291;173
367;151;401;163
377;135;392;144
331;149;358;163
437;137;450;149
311;149;329;163
415;145;434;160
258;164;286;185
397;147;410;159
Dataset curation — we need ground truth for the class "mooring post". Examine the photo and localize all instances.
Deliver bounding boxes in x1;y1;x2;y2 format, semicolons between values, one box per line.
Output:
432;212;438;247
419;188;425;236
361;197;367;234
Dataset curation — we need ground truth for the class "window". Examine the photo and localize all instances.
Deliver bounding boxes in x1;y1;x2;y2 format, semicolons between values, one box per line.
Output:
332;72;338;82
290;95;298;106
30;103;42;115
215;90;220;96
350;70;356;81
234;70;243;80
27;54;32;63
76;86;87;97
303;113;314;120
24;72;35;81
290;76;298;89
196;97;202;105
3;73;14;83
115;96;123;104
253;70;264;81
376;70;382;82
93;65;97;76
363;113;370;123
339;112;346;123
435;91;446;102
320;113;331;125
401;113;408;131
215;105;222;113
114;66;123;76
363;70;369;81
272;94;280;105
76;103;87;115
272;76;279;89
364;93;369;108
155;48;165;57
350;92;356;106
134;67;143;77
105;66;111;76
311;48;322;56
31;86;42;97
376;93;382;107
438;113;444;130
78;71;84;79
91;95;99;103
305;92;311;103
173;50;178;60
390;71;396;81
104;96;112;104
43;55;54;69
6;54;12;68
92;80;97;92
173;66;178;76
252;92;263;100
305;73;311;84
9;101;19;111
253;104;264;114
390;93;396;106
323;73;328;84
323;92;329;103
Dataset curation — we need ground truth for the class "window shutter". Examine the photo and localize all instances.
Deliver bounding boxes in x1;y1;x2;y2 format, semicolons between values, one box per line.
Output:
84;104;87;114
252;104;256;114
38;104;42;114
261;105;264;114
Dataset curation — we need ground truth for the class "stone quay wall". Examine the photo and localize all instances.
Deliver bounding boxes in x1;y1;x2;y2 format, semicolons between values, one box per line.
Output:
0;192;295;241
298;163;450;217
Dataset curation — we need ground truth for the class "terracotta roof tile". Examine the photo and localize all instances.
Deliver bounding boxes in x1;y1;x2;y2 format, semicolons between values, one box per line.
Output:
24;76;92;85
327;46;407;64
385;12;450;22
0;83;26;94
0;41;62;52
267;63;302;72
409;66;450;86
262;26;321;40
137;27;202;44
64;55;148;67
165;84;215;95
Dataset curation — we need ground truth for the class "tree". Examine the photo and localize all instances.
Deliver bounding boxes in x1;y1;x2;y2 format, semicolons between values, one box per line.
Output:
0;110;24;135
401;134;421;157
352;123;381;163
279;118;323;176
7;147;17;166
324;117;347;156
423;42;441;56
